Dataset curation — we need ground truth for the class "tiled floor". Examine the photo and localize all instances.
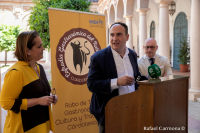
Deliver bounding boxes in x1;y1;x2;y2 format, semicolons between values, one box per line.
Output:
188;100;200;133
0;62;200;133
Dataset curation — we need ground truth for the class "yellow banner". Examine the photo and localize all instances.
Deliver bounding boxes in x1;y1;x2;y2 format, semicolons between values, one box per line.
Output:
48;8;106;133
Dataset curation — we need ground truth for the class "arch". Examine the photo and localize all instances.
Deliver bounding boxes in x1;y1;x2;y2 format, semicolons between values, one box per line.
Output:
150;21;155;38
104;9;108;25
137;0;149;8
116;0;124;21
173;0;191;20
125;0;134;16
0;11;5;22
132;0;139;28
173;12;188;70
109;4;115;24
22;13;31;30
132;0;139;53
147;0;159;26
0;11;16;25
147;0;159;41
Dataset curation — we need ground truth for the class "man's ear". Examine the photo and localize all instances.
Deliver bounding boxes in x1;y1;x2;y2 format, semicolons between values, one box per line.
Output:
156;46;158;51
126;34;129;41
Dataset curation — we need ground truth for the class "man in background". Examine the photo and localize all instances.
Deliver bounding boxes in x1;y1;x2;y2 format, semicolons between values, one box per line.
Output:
138;38;173;79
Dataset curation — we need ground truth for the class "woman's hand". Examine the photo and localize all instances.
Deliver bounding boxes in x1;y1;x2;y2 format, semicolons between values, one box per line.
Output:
38;96;53;106
27;96;53;108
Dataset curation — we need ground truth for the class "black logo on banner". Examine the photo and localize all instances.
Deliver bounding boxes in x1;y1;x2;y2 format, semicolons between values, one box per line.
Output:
71;40;90;74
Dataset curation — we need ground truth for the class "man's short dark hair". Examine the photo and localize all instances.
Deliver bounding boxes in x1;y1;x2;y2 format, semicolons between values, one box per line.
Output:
110;22;128;35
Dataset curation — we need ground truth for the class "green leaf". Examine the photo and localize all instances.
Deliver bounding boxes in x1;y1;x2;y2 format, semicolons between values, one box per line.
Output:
177;35;190;65
28;0;93;51
0;24;22;52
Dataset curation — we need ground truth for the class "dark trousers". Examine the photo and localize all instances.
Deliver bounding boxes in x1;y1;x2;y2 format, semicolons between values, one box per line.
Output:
98;124;105;133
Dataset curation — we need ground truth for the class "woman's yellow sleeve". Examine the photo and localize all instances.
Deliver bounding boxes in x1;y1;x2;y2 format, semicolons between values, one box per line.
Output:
0;70;27;113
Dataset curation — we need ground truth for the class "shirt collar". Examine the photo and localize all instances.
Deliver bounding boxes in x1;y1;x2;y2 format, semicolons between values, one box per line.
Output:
18;61;29;66
111;46;129;57
18;61;39;67
146;55;155;60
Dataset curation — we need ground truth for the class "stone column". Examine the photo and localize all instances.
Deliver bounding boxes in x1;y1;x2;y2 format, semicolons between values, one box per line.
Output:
189;0;200;101
186;16;191;71
155;23;159;54
45;49;51;63
125;15;134;49
137;8;149;57
107;23;112;46
156;23;159;41
156;0;172;60
106;25;109;46
137;28;139;54
147;24;150;39
186;16;191;40
170;20;174;65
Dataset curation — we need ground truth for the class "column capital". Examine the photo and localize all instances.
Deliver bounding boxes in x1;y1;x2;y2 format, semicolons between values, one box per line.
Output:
108;23;112;27
14;7;23;19
155;0;173;4
136;8;150;13
124;15;134;19
114;19;123;22
136;8;150;16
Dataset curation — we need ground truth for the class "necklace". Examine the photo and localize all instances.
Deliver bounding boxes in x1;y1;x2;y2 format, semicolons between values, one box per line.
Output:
34;65;40;78
29;63;40;78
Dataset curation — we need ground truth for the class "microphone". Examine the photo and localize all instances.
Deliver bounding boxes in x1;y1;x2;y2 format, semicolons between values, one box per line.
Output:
148;64;161;79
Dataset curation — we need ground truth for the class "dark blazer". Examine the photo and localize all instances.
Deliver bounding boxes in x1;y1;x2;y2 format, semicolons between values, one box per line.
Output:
87;46;145;126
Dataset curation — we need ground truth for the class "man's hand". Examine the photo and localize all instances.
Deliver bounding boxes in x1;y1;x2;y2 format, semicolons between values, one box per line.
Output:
117;76;135;86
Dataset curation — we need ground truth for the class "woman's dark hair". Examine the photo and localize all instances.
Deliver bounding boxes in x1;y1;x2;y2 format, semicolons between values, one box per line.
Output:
14;31;39;62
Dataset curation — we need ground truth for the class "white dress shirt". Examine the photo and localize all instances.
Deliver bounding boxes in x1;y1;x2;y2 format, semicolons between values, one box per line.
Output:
110;47;135;95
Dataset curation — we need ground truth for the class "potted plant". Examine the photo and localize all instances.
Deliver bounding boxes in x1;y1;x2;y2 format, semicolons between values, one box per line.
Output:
178;36;190;72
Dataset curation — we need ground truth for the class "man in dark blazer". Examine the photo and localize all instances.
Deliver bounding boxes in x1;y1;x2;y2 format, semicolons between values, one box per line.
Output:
87;22;146;133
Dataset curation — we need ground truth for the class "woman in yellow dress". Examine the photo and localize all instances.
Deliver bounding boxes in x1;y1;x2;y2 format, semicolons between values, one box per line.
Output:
0;31;58;133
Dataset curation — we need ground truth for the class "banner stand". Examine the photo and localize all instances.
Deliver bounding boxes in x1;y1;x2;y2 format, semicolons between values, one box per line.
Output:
48;7;106;133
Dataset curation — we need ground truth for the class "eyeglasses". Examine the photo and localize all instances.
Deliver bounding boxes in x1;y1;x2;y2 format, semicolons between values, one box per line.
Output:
144;46;156;49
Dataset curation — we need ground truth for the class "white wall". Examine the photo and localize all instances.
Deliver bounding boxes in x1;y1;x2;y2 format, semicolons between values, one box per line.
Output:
0;51;46;62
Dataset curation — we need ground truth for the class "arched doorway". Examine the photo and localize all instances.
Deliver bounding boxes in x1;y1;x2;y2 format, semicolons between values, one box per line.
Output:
150;21;155;38
173;12;188;70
